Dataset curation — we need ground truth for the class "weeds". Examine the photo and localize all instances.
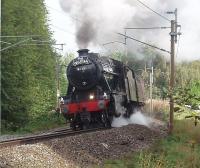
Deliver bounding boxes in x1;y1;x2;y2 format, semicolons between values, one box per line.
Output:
144;99;169;120
104;120;200;168
2;112;66;135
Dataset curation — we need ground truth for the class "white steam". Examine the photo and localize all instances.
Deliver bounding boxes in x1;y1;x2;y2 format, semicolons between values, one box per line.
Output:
111;111;152;128
59;0;200;61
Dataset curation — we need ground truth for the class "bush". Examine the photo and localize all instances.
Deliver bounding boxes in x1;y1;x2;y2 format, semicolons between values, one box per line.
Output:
2;112;66;135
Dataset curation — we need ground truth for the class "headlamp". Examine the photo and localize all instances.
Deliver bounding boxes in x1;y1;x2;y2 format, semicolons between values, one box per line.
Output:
89;94;94;100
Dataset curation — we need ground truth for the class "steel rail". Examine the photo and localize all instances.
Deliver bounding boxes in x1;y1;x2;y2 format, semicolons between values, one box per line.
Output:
0;127;108;148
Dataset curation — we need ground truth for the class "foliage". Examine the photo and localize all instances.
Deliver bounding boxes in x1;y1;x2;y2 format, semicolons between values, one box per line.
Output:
144;100;169;120
110;51;124;61
2;112;66;134
103;120;200;168
59;53;75;96
174;61;200;110
1;0;57;132
174;80;200;109
110;47;169;99
110;48;200;104
175;61;200;87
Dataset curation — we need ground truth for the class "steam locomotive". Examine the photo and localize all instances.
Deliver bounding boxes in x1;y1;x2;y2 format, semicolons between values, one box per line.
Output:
60;49;145;130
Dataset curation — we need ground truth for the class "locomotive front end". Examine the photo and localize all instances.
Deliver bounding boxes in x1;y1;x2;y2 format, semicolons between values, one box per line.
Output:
67;49;101;90
61;49;111;130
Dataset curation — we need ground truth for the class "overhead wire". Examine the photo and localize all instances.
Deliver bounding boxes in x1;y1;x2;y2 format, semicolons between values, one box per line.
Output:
46;5;106;49
50;24;104;51
125;26;170;30
46;2;171;54
117;32;170;54
0;41;12;44
50;24;76;36
135;0;170;22
0;35;42;38
46;5;81;23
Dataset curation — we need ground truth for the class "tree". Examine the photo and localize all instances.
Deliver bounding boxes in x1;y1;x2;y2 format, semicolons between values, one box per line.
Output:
1;0;56;131
59;53;75;96
174;61;200;109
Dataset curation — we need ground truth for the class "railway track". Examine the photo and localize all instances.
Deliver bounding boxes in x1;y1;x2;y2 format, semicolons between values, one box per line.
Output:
0;127;108;148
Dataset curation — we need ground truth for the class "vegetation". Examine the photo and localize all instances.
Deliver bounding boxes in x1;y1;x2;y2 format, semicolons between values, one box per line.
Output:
1;0;63;133
59;53;75;96
106;47;200;168
104;119;200;168
1;112;66;135
111;47;169;100
173;61;200;111
111;49;200;107
1;0;199;144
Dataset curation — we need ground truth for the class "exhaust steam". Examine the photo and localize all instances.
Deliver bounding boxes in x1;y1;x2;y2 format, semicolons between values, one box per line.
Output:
111;111;152;128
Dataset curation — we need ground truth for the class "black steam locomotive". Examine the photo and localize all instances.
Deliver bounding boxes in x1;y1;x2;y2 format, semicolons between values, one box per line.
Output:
61;49;145;130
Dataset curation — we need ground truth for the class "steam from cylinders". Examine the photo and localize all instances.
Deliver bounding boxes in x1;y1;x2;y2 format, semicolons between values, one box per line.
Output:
111;95;151;127
111;111;152;127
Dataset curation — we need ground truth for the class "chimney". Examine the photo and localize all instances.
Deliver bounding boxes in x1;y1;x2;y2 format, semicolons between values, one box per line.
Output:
77;49;89;57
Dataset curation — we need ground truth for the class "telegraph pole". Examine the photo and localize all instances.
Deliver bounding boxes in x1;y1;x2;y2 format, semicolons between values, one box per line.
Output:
167;8;180;134
169;20;175;133
117;9;180;132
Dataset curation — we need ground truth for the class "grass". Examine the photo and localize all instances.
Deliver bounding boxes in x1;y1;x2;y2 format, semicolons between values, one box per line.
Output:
103;118;200;168
143;99;169;120
2;112;66;135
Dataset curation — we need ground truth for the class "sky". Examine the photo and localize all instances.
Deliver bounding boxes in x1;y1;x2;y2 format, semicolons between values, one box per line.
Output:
44;0;200;61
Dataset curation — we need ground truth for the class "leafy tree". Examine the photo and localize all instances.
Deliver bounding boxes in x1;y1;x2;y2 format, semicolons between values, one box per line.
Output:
173;61;200;109
1;0;56;131
59;53;75;96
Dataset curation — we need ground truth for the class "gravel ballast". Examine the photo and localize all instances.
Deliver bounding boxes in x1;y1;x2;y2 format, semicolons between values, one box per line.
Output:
0;121;167;168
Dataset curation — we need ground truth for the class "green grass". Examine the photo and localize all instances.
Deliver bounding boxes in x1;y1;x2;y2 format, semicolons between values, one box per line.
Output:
2;112;66;135
103;119;200;168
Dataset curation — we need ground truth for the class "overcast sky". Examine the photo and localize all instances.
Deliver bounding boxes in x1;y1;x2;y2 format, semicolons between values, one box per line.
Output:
44;0;200;61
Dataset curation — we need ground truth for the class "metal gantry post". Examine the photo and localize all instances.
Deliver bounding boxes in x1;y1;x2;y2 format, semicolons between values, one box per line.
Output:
124;28;128;64
124;29;127;58
150;66;154;115
54;45;65;112
56;57;60;110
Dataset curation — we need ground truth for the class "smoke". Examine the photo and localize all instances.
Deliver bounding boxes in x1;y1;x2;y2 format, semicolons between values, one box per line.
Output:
111;111;152;127
60;0;136;48
76;20;97;48
59;0;200;61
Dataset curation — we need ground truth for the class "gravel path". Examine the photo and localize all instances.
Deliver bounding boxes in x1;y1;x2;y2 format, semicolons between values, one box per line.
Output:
0;121;167;168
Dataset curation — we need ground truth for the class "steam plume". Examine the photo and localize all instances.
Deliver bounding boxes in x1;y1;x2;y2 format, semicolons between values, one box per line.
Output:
76;20;97;48
111;111;152;127
60;0;135;48
60;0;200;61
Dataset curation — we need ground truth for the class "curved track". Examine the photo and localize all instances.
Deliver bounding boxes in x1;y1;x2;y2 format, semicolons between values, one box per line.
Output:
0;127;108;148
